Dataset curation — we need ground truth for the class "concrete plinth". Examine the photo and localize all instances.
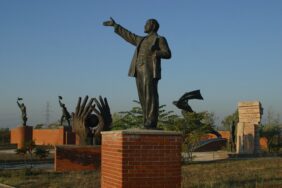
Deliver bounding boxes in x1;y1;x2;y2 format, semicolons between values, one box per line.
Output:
236;101;262;154
236;123;260;154
10;125;33;149
101;129;182;188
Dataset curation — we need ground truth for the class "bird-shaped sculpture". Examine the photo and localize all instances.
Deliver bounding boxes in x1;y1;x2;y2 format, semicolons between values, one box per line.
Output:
173;90;203;112
173;90;222;138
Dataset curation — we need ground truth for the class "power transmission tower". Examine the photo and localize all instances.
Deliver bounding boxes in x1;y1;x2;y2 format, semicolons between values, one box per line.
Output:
45;101;51;126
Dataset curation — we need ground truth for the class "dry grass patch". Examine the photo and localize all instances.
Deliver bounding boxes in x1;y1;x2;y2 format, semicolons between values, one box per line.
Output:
182;157;282;188
0;169;100;188
0;157;281;188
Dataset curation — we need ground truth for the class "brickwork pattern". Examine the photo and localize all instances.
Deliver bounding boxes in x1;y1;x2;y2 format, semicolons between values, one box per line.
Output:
55;145;101;172
33;127;75;145
201;131;230;140
101;130;182;188
33;129;64;145
10;126;33;149
11;126;75;147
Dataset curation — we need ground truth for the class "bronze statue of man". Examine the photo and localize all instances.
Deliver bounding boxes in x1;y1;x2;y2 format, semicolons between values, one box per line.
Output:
103;18;171;129
58;96;71;126
17;98;27;126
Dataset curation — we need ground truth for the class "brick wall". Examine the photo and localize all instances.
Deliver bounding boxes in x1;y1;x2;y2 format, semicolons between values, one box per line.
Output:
201;131;230;140
10;126;33;149
55;145;101;172
33;127;75;145
101;130;182;188
33;129;63;145
11;126;75;147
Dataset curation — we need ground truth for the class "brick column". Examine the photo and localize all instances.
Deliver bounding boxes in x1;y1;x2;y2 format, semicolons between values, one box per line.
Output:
101;129;182;188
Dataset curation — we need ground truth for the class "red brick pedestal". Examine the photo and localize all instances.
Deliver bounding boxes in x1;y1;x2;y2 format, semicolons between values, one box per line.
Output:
101;129;182;188
10;125;33;149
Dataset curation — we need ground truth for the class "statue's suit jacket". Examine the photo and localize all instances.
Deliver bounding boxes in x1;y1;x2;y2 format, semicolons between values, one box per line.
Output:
114;24;171;80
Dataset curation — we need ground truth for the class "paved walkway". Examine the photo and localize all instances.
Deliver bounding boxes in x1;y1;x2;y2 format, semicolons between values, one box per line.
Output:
0;149;54;170
0;160;53;170
183;151;230;162
0;149;55;154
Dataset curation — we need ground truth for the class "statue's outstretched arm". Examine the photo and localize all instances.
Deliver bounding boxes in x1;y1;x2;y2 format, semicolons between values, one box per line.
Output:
103;17;141;46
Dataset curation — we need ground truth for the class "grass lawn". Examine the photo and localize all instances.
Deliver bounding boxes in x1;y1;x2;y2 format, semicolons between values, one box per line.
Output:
0;157;281;188
182;157;282;188
0;169;100;188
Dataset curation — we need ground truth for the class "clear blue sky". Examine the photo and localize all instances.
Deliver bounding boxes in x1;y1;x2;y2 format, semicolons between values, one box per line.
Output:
0;0;281;128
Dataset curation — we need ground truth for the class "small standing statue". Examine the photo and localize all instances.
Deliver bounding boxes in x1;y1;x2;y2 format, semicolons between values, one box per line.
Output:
58;96;71;126
17;98;27;126
103;17;171;129
230;121;236;152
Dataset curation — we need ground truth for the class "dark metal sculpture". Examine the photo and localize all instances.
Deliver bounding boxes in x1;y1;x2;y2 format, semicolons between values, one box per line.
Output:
230;121;236;152
17;98;27;126
58;96;71;127
173;90;203;112
103;17;171;129
72;96;112;145
173;90;222;138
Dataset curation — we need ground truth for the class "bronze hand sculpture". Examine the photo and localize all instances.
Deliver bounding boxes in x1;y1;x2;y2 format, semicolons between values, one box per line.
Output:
72;96;112;145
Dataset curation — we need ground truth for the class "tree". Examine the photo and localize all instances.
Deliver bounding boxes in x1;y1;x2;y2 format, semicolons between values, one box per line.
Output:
112;101;142;130
34;124;44;129
156;104;179;130
47;122;61;129
0;128;10;144
112;101;179;130
221;110;239;131
167;111;217;161
34;147;50;159
15;140;36;174
260;108;281;152
260;125;280;152
266;108;280;126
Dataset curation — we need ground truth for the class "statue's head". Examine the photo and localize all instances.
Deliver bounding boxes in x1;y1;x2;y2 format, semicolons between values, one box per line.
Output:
144;19;159;33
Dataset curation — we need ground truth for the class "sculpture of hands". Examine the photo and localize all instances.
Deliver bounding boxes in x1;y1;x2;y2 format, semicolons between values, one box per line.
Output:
72;95;112;145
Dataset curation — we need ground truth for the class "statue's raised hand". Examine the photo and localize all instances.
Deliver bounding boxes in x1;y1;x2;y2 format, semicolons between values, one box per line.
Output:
103;17;116;27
